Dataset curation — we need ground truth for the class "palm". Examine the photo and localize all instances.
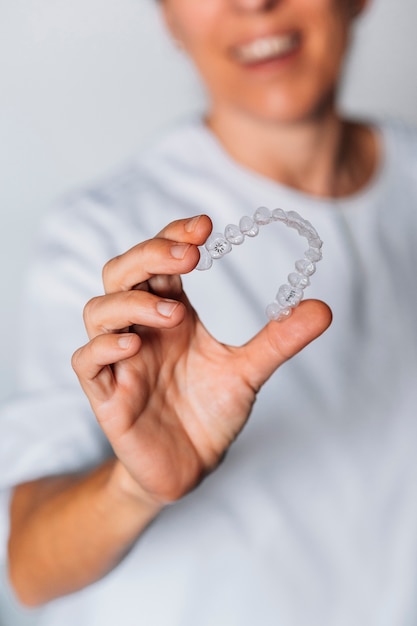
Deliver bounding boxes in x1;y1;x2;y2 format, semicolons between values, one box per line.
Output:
94;301;256;502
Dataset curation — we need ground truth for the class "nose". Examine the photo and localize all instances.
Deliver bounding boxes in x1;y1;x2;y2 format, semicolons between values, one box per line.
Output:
231;0;279;11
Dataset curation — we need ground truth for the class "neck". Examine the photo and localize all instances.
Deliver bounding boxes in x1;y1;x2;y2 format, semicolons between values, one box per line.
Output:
207;106;378;199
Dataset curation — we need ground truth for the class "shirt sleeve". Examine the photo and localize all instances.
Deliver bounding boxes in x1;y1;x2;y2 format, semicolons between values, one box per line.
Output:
0;188;126;564
0;390;112;563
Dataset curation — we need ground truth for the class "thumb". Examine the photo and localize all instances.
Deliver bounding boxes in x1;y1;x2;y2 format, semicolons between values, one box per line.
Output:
238;299;332;392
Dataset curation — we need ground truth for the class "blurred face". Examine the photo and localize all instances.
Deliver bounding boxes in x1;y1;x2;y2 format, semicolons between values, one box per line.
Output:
162;0;365;125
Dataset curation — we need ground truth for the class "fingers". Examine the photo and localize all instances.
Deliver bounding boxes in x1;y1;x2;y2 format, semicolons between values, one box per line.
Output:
103;215;212;294
155;214;211;241
83;289;187;339
145;274;183;299
237;300;332;392
84;216;211;340
72;333;141;402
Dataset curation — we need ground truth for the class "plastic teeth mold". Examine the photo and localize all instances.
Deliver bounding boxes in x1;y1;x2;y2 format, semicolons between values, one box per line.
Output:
196;207;323;322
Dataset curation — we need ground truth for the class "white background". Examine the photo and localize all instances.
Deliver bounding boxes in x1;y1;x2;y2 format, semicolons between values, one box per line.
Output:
0;0;416;622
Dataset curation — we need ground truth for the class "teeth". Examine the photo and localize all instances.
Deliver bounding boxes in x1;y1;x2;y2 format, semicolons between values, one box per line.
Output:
236;34;298;64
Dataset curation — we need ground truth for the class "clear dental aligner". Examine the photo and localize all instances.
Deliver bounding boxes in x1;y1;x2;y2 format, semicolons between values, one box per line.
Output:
196;206;323;322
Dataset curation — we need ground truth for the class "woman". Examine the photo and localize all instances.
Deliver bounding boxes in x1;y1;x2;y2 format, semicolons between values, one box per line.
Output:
3;0;417;624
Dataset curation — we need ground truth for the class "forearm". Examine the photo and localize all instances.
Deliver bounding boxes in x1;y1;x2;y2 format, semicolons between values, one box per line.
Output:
8;458;163;607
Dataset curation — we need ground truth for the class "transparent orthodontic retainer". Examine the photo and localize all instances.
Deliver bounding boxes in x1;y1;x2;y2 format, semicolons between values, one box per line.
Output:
196;206;323;322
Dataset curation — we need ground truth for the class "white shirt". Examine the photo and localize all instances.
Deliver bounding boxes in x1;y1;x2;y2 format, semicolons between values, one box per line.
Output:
1;117;417;625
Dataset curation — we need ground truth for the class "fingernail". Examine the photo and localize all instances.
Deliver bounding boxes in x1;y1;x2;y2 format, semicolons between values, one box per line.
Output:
156;300;179;318
118;334;133;349
185;215;201;233
171;243;190;260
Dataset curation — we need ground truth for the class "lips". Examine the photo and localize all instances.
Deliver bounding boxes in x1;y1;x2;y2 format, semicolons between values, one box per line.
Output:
233;32;301;65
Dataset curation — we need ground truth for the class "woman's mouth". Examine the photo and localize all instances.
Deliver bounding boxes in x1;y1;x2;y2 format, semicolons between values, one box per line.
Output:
233;32;301;65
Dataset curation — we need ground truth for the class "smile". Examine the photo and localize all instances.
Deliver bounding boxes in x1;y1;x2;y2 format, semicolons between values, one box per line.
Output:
234;33;300;65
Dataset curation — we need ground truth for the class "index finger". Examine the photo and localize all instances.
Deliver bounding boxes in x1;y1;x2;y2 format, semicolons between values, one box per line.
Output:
156;214;212;241
103;215;212;294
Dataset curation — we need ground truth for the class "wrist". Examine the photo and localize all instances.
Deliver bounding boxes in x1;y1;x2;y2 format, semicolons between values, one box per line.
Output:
106;458;164;518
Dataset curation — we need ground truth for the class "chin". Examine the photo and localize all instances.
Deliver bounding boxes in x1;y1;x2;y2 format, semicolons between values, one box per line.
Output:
242;86;337;126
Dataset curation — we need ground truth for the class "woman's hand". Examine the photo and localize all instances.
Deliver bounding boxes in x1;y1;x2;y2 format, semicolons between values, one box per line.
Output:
72;215;332;505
